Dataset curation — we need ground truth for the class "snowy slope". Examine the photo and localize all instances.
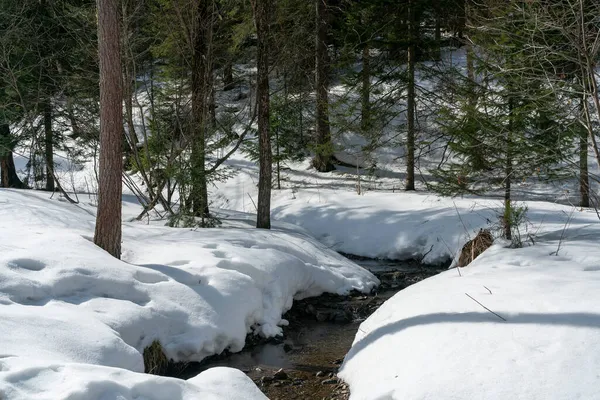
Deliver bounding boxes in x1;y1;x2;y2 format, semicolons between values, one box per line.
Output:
338;204;600;400
0;188;377;399
210;148;599;264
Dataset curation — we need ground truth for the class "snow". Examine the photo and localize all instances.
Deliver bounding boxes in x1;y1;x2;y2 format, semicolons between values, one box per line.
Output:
1;359;267;400
4;43;600;399
210;150;600;399
212;149;591;265
213;154;491;264
338;201;600;400
0;188;377;399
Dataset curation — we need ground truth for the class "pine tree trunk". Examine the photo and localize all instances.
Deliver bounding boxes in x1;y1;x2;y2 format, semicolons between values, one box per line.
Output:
223;61;234;91
434;1;441;61
312;0;334;172
405;0;416;191
579;96;590;207
94;0;123;259
276;128;281;190
361;43;371;133
504;97;513;241
0;124;25;189
190;0;210;221
44;100;55;192
253;0;272;229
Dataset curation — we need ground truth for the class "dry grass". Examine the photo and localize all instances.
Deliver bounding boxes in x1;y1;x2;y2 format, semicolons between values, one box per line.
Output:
458;229;494;268
143;340;169;375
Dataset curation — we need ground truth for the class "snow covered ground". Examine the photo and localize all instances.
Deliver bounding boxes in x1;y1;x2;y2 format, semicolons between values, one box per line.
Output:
337;202;600;399
210;151;600;400
213;153;585;264
0;188;377;399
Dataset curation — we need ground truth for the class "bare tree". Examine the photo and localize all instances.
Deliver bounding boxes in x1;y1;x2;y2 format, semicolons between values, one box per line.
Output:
94;0;123;258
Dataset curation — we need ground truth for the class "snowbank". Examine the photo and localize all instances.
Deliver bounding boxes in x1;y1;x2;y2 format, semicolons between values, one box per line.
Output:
338;202;600;400
216;164;497;264
0;188;377;399
0;359;267;400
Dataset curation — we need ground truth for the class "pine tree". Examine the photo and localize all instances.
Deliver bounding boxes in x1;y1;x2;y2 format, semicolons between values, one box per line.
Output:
434;0;572;241
94;0;123;258
313;0;335;172
252;0;272;229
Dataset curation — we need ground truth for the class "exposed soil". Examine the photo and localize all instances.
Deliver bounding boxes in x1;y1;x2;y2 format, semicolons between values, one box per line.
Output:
176;260;445;399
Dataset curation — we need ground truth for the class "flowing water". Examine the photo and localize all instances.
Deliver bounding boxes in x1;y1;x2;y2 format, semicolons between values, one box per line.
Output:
178;259;445;400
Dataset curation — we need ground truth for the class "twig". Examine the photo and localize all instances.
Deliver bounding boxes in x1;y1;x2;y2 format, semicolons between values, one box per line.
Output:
483;285;492;294
453;201;471;237
247;193;258;212
465;293;506;321
418;244;434;264
551;207;576;256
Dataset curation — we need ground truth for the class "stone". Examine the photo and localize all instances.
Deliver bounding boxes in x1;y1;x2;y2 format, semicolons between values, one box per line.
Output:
260;376;274;385
316;310;330;322
273;368;289;380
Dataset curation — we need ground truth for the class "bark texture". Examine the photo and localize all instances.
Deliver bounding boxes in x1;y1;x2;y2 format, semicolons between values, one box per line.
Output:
44;100;55;191
190;0;211;221
94;0;123;259
0;124;25;189
252;0;272;229
312;0;334;172
405;0;416;191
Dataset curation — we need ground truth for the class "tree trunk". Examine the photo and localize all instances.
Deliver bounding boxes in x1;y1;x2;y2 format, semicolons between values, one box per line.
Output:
361;43;371;134
312;0;334;172
223;61;234;91
94;0;123;259
253;0;272;229
504;97;513;241
434;1;441;61
579;95;590;207
276;127;281;190
190;0;211;221
0;124;25;189
405;0;416;191
44;100;55;191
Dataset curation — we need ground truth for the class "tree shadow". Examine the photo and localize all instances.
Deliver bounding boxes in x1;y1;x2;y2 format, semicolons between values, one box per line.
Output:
344;311;600;365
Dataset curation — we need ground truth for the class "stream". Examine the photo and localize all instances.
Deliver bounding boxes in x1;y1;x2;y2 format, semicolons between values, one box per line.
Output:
178;259;445;400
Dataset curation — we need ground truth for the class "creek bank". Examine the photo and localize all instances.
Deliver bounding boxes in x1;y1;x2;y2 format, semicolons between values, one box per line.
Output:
173;260;445;399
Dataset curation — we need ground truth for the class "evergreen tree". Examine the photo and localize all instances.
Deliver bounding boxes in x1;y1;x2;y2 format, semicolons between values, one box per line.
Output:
94;0;123;258
434;0;572;240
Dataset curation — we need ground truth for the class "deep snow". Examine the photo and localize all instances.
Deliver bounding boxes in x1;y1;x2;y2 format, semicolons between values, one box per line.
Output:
209;151;600;400
338;203;600;400
0;188;377;399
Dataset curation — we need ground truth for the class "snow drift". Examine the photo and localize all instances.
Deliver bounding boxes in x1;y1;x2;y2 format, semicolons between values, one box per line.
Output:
338;201;600;400
0;188;377;399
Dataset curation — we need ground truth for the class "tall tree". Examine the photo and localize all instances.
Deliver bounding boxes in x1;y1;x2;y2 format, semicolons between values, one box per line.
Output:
252;0;272;229
434;0;571;241
94;0;123;258
312;0;334;172
190;0;212;222
405;0;416;190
